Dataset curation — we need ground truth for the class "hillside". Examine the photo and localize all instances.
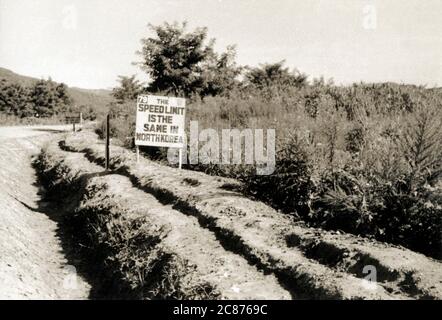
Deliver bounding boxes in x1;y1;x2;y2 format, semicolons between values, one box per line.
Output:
0;67;113;112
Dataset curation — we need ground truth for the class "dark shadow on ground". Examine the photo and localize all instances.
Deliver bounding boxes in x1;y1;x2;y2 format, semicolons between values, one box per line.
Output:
31;128;69;133
30;163;112;300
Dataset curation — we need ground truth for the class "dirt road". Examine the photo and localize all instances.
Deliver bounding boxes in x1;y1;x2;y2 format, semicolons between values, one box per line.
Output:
0;125;90;299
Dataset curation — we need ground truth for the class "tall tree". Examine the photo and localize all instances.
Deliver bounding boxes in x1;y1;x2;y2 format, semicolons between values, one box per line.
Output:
200;45;242;97
245;61;308;89
29;79;72;116
0;79;32;117
136;21;239;97
112;75;143;103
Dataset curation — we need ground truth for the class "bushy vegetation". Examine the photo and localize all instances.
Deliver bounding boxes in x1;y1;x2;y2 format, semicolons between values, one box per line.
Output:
35;146;219;299
184;84;441;258
0;78;72;119
0;68;112;125
72;190;218;299
101;22;442;259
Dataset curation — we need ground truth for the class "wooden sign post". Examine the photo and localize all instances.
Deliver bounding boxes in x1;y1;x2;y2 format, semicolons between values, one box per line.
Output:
65;113;82;133
105;114;110;171
136;145;140;163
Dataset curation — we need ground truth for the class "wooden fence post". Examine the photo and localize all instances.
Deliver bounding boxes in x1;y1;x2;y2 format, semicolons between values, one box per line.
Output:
105;114;110;171
136;145;140;163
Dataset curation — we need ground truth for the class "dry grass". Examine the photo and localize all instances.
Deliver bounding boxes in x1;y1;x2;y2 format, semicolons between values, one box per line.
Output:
99;82;442;258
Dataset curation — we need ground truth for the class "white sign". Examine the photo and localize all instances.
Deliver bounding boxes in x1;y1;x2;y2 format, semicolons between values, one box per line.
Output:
135;94;186;148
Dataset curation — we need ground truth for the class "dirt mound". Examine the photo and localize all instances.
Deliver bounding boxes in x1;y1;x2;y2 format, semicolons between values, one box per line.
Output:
37;139;290;299
54;130;442;299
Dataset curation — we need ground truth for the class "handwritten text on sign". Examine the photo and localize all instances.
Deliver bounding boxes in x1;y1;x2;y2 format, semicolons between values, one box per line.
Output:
135;95;186;148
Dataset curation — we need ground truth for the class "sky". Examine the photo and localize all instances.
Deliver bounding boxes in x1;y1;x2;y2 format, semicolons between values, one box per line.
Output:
0;0;441;89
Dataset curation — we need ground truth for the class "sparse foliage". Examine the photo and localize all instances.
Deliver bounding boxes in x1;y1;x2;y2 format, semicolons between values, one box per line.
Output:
399;101;442;191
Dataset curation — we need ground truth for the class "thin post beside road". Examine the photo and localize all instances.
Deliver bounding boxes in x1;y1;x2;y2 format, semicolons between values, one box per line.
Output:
105;114;110;171
136;146;140;163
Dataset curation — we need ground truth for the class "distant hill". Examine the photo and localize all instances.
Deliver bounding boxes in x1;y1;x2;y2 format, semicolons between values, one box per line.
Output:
0;67;38;87
0;67;113;113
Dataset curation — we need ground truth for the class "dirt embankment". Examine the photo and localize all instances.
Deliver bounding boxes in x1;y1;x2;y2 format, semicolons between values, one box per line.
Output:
38;138;290;299
37;130;441;300
0;126;90;299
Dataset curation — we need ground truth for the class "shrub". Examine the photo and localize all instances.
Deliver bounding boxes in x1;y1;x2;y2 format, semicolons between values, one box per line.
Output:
243;133;314;218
